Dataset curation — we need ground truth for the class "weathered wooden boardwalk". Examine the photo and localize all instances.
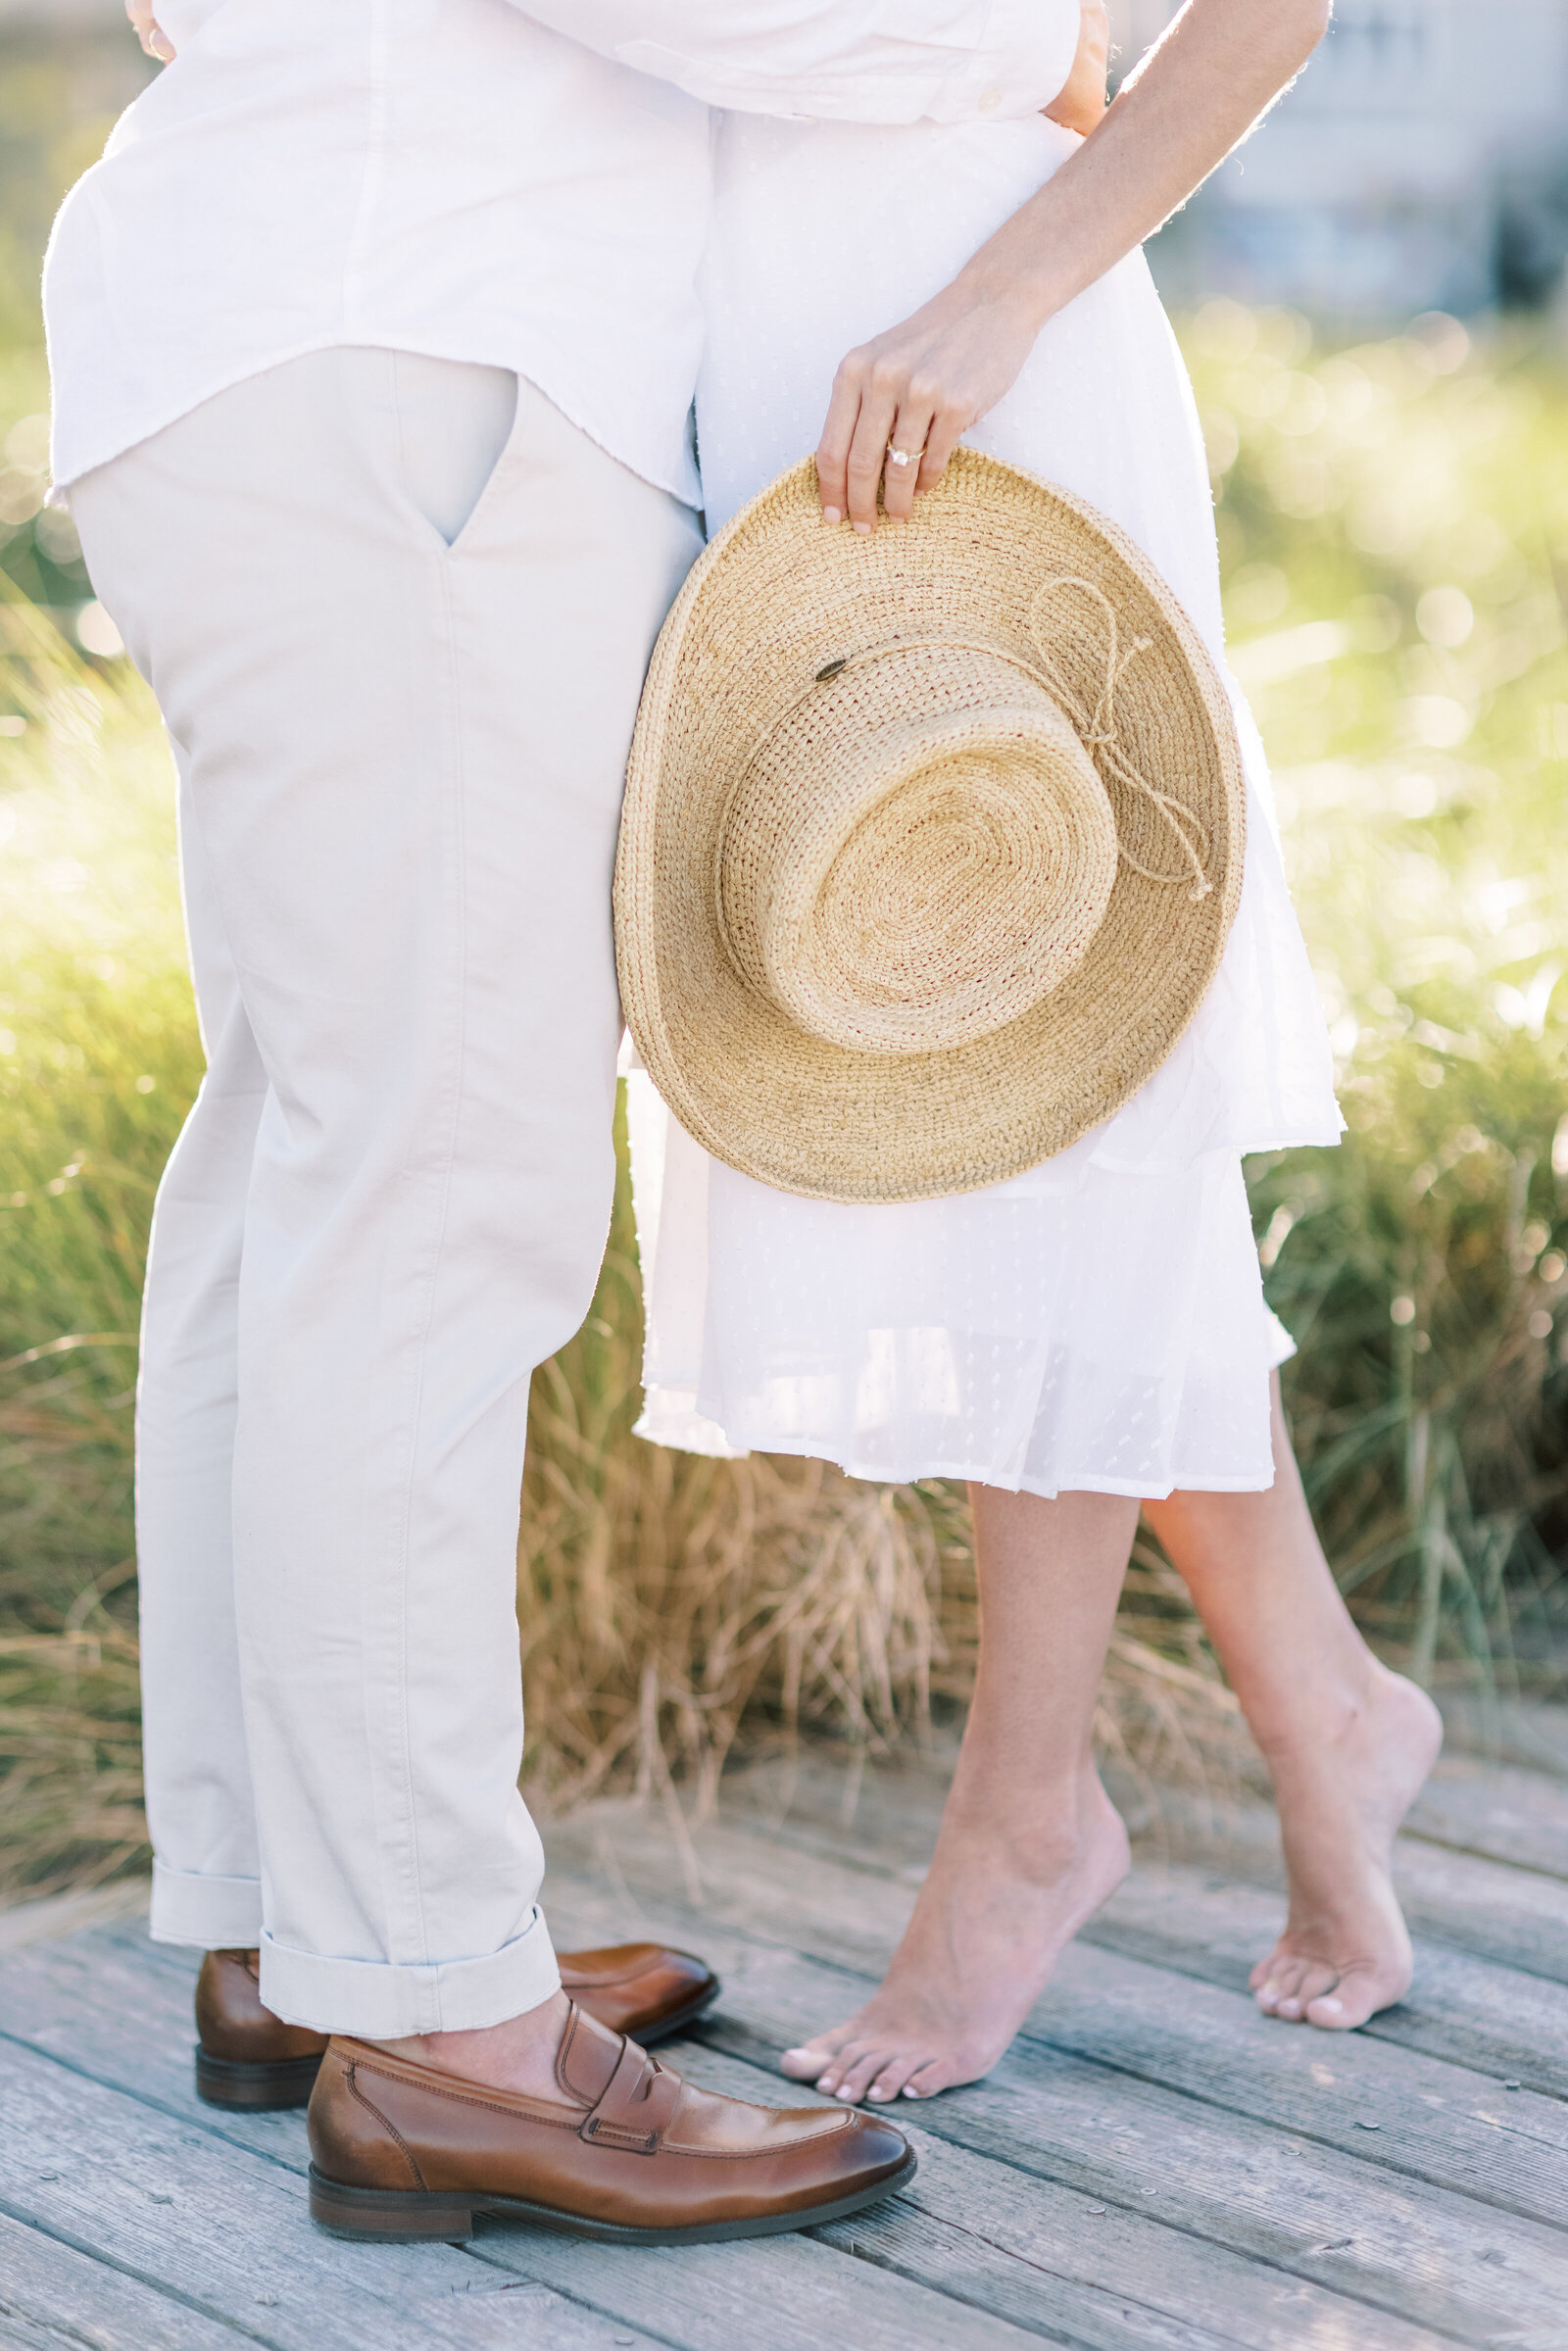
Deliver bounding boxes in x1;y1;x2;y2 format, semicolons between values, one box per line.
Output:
5;1728;1568;2351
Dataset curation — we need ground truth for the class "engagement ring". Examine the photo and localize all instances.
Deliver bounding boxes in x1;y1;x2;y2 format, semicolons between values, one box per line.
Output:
885;442;922;468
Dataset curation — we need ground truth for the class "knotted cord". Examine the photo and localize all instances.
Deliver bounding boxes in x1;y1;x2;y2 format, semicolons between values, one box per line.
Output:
1023;574;1211;902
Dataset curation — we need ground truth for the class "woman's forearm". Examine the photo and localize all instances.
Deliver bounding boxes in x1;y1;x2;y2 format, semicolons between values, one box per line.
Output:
964;0;1331;331
816;0;1330;526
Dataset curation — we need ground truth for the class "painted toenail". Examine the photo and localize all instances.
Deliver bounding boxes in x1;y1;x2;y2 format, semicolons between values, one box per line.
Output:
1316;1997;1344;2015
1277;1999;1300;2018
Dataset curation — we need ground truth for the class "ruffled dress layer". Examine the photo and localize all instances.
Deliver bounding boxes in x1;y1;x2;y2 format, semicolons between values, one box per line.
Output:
626;111;1343;1498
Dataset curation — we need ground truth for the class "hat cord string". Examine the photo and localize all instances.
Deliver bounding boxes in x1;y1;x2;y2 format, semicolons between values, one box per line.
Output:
1025;575;1212;905
793;586;1213;905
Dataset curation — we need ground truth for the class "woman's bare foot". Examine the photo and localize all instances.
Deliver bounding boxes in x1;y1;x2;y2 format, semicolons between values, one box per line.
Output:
1251;1665;1442;2031
781;1771;1129;2103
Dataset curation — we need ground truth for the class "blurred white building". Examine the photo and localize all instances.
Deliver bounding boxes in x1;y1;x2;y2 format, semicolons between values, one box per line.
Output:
9;0;1568;322
1114;0;1568;317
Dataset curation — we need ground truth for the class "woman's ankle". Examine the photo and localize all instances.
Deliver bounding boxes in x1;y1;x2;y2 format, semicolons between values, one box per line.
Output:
1245;1654;1420;1771
937;1767;1125;1890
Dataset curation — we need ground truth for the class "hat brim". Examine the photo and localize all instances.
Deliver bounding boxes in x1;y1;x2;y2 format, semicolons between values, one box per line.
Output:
615;452;1245;1204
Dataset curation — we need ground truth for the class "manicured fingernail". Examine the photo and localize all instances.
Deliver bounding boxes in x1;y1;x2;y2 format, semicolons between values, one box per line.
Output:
853;521;872;535
821;508;841;525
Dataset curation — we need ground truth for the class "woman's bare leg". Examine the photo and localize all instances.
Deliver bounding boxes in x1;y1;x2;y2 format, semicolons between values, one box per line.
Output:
1144;1375;1442;2030
780;1487;1137;2103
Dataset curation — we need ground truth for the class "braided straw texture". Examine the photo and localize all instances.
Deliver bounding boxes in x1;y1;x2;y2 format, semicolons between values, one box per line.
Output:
615;451;1246;1204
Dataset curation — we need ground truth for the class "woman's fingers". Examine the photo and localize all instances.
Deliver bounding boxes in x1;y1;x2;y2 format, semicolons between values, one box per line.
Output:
126;0;174;59
819;333;985;529
815;359;868;524
881;401;938;522
915;399;968;499
843;371;901;533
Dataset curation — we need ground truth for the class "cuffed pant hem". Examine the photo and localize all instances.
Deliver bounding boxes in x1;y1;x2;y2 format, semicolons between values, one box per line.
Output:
257;1904;562;2036
149;1859;265;1950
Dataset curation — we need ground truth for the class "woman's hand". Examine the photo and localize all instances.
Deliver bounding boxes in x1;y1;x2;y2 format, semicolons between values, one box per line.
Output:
816;0;1328;531
815;0;1108;532
814;270;1050;533
127;0;174;62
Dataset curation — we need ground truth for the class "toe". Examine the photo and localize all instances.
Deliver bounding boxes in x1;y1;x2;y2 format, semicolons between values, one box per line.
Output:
1291;1960;1342;2016
814;2036;870;2097
831;2044;900;2104
901;2056;957;2100
1255;1956;1310;2017
780;2045;831;2082
780;2022;857;2082
1306;1962;1405;2031
864;2050;930;2103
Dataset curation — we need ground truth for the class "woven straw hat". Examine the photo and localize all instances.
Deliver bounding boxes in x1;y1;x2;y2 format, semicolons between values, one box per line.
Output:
615;450;1245;1204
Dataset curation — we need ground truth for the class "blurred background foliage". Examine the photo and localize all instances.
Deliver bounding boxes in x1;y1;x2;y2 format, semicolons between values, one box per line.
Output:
0;31;1565;1898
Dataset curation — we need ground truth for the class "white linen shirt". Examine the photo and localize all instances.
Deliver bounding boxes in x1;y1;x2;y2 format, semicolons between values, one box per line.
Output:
43;0;1082;501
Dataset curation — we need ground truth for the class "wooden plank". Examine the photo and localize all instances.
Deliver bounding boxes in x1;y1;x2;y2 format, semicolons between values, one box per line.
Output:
468;2216;1057;2351
1085;1862;1568;2098
712;1744;1568;1990
0;1882;151;1957
0;1922;307;2171
0;2208;251;2351
1406;1755;1568;1884
562;1836;1568;2232
0;2009;1052;2351
0;2033;673;2351
666;2033;1458;2351
545;1768;1568;2125
1439;1696;1568;1782
694;1952;1568;2346
540;1816;1568;2343
1130;1803;1568;1989
4;1920;1450;2351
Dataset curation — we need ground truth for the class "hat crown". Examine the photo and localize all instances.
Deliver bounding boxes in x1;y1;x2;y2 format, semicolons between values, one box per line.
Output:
714;641;1118;1056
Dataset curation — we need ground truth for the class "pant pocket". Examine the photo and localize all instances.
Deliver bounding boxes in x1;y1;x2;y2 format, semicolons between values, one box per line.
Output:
390;352;519;548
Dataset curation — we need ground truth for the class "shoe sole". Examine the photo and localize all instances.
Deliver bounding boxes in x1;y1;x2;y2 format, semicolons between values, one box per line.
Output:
308;2146;916;2245
195;2047;325;2111
192;1980;721;2113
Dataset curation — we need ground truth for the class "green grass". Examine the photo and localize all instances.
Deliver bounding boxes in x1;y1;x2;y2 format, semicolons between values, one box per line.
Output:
0;302;1565;1896
1188;301;1568;1680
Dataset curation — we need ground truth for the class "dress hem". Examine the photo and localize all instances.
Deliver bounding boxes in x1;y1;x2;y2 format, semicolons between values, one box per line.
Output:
631;1412;1276;1501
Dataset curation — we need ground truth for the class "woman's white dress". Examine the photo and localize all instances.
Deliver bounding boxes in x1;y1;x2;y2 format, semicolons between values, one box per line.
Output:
624;112;1343;1499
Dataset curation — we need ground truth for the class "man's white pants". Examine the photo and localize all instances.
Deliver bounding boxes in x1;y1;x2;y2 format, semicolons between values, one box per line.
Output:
71;350;701;2035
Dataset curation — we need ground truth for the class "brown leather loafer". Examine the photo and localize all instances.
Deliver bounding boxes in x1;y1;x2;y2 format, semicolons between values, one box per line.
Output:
307;2001;914;2244
194;1941;720;2111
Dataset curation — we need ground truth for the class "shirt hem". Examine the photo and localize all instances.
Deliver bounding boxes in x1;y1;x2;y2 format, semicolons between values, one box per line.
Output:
50;337;700;509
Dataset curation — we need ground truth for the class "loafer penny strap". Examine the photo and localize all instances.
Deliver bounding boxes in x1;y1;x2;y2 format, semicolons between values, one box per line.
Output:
578;2033;682;2154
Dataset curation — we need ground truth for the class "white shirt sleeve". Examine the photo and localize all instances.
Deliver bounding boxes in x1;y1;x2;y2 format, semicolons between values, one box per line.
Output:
503;2;1084;123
